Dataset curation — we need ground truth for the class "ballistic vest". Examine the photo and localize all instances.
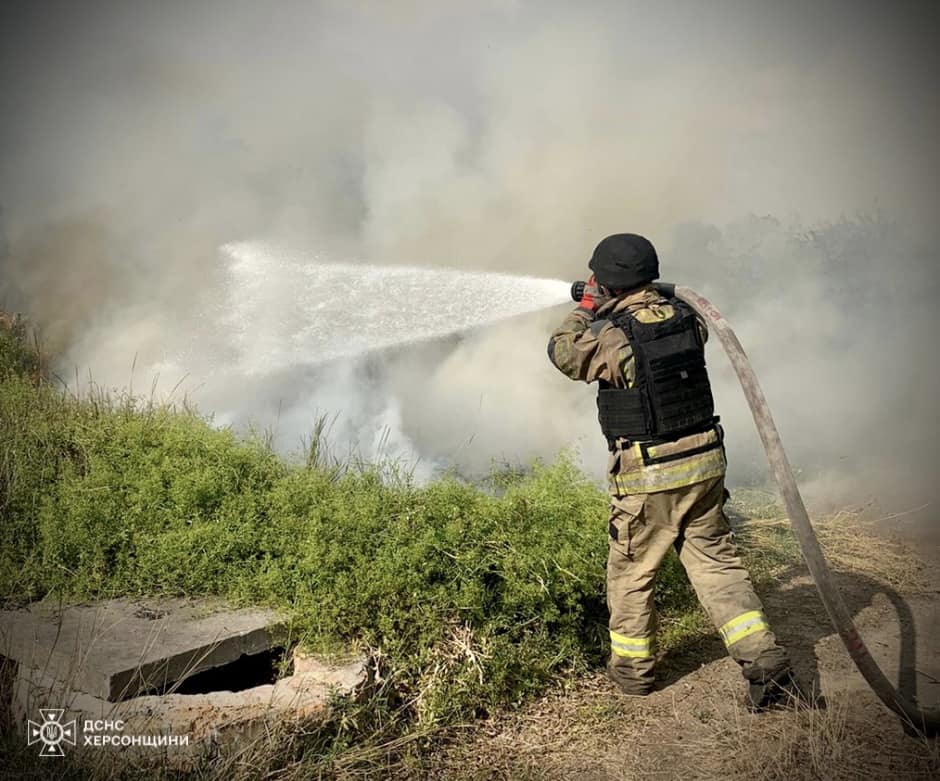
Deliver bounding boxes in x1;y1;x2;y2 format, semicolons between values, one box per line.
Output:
597;298;716;442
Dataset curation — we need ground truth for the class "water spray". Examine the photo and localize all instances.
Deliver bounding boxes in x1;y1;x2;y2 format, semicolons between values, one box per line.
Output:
220;241;573;373
572;280;939;735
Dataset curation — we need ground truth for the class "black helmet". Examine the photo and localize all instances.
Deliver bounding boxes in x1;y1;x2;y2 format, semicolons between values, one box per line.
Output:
588;233;659;290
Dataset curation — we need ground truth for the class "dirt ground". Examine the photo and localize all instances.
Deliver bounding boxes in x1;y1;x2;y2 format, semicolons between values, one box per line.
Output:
410;512;940;780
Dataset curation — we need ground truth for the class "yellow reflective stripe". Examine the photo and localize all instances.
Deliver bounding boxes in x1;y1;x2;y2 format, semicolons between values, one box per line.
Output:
725;619;769;646
609;630;652;658
719;611;769;647
719;610;762;637
611;646;648;658
611;448;726;493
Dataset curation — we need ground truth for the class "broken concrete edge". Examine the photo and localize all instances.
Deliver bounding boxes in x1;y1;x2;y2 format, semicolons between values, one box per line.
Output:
115;624;288;702
0;597;298;701
10;644;371;771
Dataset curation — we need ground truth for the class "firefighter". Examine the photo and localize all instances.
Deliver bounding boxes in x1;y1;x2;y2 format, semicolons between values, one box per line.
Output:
548;233;797;710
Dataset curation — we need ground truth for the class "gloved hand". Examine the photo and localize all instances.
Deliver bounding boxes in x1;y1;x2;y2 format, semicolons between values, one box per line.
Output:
577;275;609;314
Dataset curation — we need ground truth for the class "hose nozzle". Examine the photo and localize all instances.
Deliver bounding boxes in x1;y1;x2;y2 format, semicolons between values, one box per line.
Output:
570;279;675;302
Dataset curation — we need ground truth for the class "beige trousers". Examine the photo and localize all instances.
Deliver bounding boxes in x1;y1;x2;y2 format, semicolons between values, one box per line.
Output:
606;476;789;694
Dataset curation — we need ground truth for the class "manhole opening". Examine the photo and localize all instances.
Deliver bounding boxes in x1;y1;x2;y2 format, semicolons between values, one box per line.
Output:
152;647;292;697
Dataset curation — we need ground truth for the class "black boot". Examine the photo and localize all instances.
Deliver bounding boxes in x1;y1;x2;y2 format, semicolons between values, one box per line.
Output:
607;660;654;697
744;665;806;712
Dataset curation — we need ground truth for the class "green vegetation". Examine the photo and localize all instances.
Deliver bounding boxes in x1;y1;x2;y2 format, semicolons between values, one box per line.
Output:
0;321;799;774
0;317;41;380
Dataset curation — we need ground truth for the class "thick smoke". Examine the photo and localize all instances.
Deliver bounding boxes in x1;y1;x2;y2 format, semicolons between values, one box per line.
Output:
1;1;937;520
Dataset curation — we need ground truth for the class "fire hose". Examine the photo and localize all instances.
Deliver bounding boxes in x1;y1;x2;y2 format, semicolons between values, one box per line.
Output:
571;280;939;735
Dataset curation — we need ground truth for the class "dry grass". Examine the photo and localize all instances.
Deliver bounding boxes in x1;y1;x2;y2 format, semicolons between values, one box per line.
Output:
701;693;939;781
396;673;656;780
400;674;940;781
731;497;931;595
812;509;932;594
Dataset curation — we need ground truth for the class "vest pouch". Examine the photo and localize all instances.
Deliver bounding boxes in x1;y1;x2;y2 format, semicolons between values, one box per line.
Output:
598;387;651;439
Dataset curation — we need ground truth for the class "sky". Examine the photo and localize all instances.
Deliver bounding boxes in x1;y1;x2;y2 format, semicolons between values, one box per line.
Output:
1;0;937;515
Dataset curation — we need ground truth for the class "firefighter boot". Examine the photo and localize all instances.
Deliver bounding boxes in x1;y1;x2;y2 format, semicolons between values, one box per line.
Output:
744;664;806;712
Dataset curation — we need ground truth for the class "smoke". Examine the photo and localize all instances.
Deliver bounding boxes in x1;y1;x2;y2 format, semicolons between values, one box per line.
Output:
1;1;937;514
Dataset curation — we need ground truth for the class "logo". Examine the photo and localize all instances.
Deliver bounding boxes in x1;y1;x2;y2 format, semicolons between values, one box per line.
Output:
27;709;77;757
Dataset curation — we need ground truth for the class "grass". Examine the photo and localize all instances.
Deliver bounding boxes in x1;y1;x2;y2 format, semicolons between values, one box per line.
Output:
410;672;940;781
709;694;940;781
0;319;811;778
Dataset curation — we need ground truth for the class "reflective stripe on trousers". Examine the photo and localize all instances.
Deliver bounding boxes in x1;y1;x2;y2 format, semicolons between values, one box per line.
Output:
719;610;770;647
610;630;653;659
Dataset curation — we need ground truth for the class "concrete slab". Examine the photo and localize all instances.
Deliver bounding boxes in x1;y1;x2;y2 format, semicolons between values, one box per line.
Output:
12;646;368;770
0;598;285;701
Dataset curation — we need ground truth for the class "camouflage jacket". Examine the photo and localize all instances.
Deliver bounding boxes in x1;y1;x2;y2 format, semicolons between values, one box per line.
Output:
548;284;726;495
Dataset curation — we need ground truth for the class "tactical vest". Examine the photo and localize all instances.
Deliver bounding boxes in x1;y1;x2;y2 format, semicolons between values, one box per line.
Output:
597;298;716;442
